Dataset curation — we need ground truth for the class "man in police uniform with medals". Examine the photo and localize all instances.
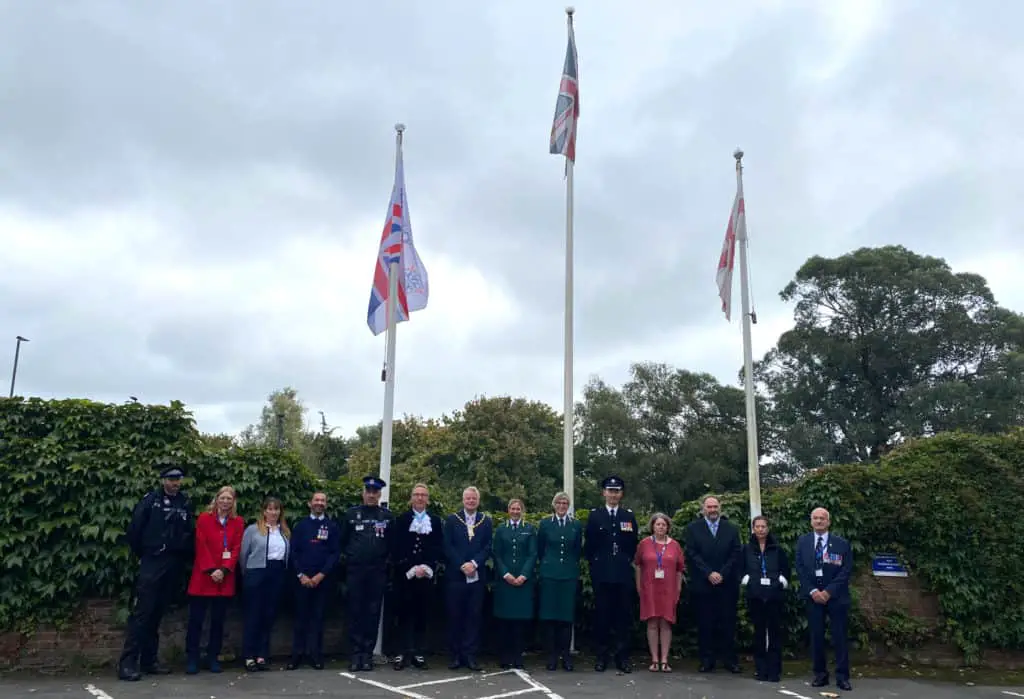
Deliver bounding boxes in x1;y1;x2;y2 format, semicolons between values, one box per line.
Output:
340;475;395;672
118;465;195;682
584;475;639;673
288;491;341;671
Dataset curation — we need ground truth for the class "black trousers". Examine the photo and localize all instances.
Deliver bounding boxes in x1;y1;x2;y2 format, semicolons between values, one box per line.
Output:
185;596;229;660
592;581;633;663
807;600;850;681
748;597;783;679
242;561;287;660
692;585;739;667
499;619;528;666
118;556;183;671
292;576;331;662
446;581;485;662
394;575;432;657
546;621;572;663
347;564;387;659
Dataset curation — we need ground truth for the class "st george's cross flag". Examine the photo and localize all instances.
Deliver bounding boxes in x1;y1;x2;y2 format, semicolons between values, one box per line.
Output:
366;145;429;336
549;17;579;162
716;186;744;321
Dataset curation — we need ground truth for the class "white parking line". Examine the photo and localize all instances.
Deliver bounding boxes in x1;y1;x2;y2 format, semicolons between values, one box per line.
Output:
340;669;560;699
84;685;115;699
778;690;813;699
1001;692;1024;697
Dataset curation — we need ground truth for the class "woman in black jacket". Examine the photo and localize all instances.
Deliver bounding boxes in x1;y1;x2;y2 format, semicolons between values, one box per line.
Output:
740;515;790;683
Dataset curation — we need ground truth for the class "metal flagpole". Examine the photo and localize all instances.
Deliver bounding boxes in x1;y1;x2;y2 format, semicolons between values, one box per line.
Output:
374;123;404;659
734;148;762;519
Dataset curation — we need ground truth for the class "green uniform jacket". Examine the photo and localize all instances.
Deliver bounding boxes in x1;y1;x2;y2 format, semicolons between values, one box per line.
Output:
537;516;582;580
493;520;538;620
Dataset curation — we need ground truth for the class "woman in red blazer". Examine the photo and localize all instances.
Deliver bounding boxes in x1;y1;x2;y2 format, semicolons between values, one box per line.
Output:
185;485;244;674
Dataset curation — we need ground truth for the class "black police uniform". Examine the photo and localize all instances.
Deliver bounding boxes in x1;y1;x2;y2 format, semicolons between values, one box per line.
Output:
340;476;395;671
118;467;195;680
583;475;639;673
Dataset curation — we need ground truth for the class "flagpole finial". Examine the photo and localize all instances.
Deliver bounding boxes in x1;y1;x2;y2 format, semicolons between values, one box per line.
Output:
566;6;575;15
734;148;744;162
395;123;406;134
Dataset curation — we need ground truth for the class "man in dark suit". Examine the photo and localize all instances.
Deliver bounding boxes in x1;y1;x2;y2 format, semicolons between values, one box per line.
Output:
584;475;639;674
795;507;853;692
684;495;742;673
442;485;492;672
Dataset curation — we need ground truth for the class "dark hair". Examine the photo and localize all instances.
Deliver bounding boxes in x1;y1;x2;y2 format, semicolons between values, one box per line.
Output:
751;514;769;527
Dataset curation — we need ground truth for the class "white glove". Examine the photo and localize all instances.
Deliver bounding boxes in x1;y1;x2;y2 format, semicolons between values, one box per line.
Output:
406;566;418;579
779;575;788;589
741;574;750;586
422;565;434;579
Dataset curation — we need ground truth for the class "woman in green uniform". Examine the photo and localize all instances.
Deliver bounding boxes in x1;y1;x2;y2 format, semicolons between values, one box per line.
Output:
537;491;582;671
493;498;537;670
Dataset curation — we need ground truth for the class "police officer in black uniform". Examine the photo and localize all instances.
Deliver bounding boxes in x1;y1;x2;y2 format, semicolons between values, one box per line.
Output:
584;475;639;674
118;465;195;681
340;475;395;672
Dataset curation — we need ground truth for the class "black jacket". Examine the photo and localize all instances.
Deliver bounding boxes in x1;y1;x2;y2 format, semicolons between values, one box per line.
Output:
392;509;444;574
126;488;195;559
584;506;639;585
339;504;395;567
684;515;742;594
741;533;791;602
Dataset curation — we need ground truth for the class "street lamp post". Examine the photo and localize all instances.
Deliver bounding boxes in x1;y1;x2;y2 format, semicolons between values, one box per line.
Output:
9;336;29;398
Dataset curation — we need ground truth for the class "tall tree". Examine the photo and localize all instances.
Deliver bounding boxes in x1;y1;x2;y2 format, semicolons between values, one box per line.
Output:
756;245;1024;468
238;387;307;450
577;363;760;514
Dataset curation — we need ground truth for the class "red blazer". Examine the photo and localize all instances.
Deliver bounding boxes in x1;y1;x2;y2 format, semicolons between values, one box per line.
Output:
187;512;244;597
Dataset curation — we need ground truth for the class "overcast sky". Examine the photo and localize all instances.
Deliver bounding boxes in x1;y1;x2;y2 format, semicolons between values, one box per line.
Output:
1;0;1021;438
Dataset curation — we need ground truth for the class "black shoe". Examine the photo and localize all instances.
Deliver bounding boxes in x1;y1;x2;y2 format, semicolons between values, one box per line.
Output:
812;675;829;687
360;658;373;672
594;659;607;672
449;658;461;670
616;660;633;674
286;658;301;670
466;657;482;672
500;663;512;670
562;658;574;672
245;659;258;673
142;663;172;675
514;661;524;670
256;659;268;671
311;660;325;671
117;666;141;682
546;660;557;671
837;679;852;691
699;663;715;673
726;663;742;674
411;655;427;669
349;658;360;672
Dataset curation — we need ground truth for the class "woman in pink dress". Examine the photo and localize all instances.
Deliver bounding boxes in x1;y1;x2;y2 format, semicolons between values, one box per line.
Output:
634;512;685;672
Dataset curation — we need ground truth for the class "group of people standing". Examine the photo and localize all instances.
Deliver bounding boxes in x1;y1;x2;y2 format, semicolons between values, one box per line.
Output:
116;467;853;693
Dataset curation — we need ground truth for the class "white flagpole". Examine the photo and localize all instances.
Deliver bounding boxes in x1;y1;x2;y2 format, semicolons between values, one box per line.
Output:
734;148;762;519
562;5;575;520
374;123;404;659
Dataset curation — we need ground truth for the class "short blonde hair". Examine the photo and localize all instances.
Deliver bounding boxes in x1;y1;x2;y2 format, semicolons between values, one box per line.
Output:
507;498;525;512
648;512;671;534
207;486;238;518
463;486;481;499
551;491;570;509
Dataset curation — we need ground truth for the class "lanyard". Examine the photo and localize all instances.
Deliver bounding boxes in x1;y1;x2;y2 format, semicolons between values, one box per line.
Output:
651;536;667;569
219;516;228;549
760;551;768;577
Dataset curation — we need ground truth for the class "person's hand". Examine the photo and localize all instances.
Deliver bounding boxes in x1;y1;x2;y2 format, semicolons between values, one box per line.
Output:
811;590;826;604
299;574;312;588
312;573;325;587
210;569;224;583
709;572;723;585
819;590;831;603
460;562;476;575
515;575;526;585
504;573;515;584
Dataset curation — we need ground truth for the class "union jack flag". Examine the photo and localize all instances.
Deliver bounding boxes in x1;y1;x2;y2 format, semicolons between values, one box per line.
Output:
549;17;579;162
367;143;428;336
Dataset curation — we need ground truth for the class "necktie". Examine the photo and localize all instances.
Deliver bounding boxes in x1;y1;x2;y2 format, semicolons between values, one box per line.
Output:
815;536;824;561
559;518;564;528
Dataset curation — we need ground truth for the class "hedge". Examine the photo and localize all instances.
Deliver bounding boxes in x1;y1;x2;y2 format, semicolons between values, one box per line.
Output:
1;397;1022;663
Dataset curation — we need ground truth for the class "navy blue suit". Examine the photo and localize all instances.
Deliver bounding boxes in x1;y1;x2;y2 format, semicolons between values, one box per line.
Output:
290;515;342;664
795;531;852;682
443;511;492;666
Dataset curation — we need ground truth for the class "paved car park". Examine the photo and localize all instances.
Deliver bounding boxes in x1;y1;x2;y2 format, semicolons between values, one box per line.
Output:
2;665;1023;699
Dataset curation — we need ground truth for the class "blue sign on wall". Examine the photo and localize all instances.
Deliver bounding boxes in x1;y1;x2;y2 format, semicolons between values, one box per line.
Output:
872;553;908;577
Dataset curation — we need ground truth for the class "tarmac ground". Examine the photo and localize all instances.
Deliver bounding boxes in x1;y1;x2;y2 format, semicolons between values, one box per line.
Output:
2;659;1024;699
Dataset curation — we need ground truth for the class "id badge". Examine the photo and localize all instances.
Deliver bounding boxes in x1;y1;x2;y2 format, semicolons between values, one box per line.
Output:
222;551;231;560
654;569;665;579
760;577;771;586
355;524;364;532
815;568;823;577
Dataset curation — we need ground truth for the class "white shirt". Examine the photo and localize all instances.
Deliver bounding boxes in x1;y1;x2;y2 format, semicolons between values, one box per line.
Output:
267;526;286;561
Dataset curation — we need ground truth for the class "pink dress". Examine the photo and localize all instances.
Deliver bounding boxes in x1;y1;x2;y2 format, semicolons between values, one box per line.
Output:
635;536;685;623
